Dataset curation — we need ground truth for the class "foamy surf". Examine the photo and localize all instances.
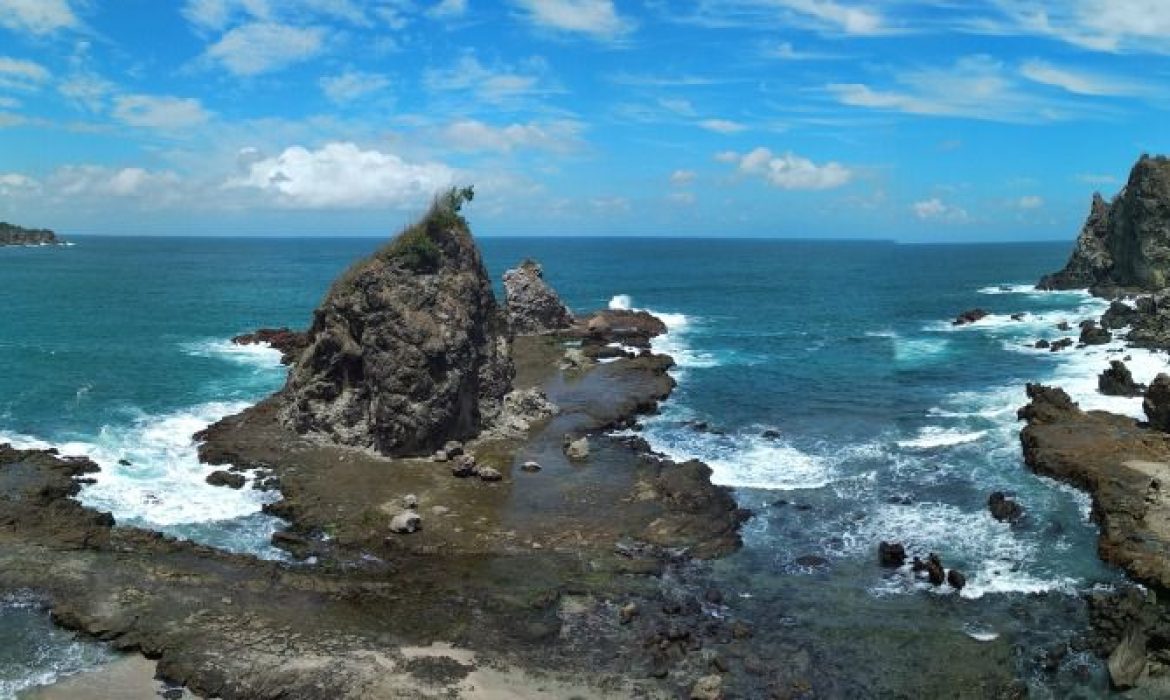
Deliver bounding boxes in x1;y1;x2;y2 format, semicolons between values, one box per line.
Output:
896;427;987;450
182;338;285;369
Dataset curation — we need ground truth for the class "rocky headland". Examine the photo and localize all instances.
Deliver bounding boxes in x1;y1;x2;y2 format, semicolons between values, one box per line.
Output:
0;222;63;246
1;190;768;699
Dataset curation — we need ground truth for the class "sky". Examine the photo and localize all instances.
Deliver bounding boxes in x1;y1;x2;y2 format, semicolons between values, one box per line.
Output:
0;0;1167;241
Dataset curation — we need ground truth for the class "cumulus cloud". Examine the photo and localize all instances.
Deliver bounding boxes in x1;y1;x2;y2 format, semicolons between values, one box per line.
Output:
112;95;213;130
0;57;50;91
726;147;853;190
227;142;455;209
439;119;584;153
319;70;391;103
204;22;326;76
0;0;80;35
912;197;969;223
510;0;633;39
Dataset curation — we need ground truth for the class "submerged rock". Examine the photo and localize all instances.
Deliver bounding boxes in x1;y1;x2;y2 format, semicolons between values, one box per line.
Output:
278;188;514;456
1040;155;1170;292
502;259;574;334
1100;360;1145;397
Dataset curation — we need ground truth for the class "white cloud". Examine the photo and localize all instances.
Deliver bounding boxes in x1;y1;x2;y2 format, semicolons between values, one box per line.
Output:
777;0;884;35
112;95;213;130
764;41;842;60
827;55;1082;124
698;118;747;134
319;70;391;103
204;22;326;76
978;0;1170;54
228;142;455;209
729;147;853;190
0;0;80;35
424;53;556;104
0;172;41;197
58;73;115;111
670;169;696;185
510;0;633;39
440;119;584;153
1015;195;1044;210
0;57;50;91
1019;59;1146;97
912;197;969;223
429;0;468;19
182;0;369;31
1077;173;1119;186
0;97;19;109
51;165;182;199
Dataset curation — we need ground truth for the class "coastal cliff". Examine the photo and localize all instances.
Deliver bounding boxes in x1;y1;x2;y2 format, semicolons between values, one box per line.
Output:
278;188;514;456
0;222;62;246
1040;155;1170;292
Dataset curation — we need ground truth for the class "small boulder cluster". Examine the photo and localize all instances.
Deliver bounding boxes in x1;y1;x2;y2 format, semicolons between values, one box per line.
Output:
878;541;966;591
433;441;503;482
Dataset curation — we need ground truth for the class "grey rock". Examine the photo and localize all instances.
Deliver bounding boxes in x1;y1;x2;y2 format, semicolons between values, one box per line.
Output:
1143;374;1170;431
389;511;422;534
278;192;514;457
520;461;542;472
451;453;477;478
477;466;502;482
690;674;723;700
565;436;590;461
502;259;574;334
1100;360;1145;397
206;470;246;489
1108;628;1148;690
1080;321;1112;345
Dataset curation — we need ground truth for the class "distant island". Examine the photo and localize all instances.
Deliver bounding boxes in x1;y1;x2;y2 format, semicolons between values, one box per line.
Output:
0;222;64;246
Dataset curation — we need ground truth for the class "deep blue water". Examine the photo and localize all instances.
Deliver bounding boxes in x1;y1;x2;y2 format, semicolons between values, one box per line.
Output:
1;237;1160;696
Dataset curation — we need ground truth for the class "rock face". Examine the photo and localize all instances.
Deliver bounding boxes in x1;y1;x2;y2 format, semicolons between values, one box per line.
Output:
502;260;574;334
1143;374;1170;431
1100;360;1145;397
0;222;61;246
279;189;514;456
1039;155;1170;292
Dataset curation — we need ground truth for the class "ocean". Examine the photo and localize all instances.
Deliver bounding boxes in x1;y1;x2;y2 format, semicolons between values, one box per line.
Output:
0;237;1154;697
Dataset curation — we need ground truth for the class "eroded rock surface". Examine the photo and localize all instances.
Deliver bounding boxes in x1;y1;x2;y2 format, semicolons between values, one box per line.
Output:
503;260;574;334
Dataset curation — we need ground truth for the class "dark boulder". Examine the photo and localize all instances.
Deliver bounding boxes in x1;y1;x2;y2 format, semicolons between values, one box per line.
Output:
988;491;1024;523
1034;339;1051;349
946;569;966;591
953;309;989;326
878;541;906;568
925;553;945;586
1099;360;1145;397
1143;374;1170;431
1017;384;1080;425
277;189;514;457
206;470;246;489
1102;301;1138;330
1079;322;1112;346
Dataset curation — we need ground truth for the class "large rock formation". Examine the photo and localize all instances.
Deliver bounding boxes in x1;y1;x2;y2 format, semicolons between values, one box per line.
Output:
1039;156;1170;292
0;222;61;246
279;188;514;456
502;260;574;334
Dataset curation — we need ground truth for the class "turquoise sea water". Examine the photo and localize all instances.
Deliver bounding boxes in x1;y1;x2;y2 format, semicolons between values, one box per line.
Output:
1;237;1159;696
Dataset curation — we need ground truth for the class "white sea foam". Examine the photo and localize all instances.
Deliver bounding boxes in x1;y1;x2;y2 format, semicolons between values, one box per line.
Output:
645;428;834;491
607;294;718;370
894;337;950;364
896;427;987;450
182;338;284;369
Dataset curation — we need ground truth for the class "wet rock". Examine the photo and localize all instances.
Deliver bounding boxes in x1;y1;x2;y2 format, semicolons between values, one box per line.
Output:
451;454;477;478
502;259;574;334
925;553;945;586
1102;301;1138;330
389;511;422;534
1011;312;1026;321
402;494;419;510
761;429;781;439
561;347;590;371
1079;321;1112;345
278;190;514;457
1108;628;1148;689
477;466;502;482
520;461;542;472
1049;337;1075;352
988;491;1024;523
565;436;590;461
1057;321;1072;332
206;470;245;489
953;308;989;326
878;541;906;567
794;554;828;567
704;588;724;605
1143;374;1170;431
231;327;309;365
690;674;723;700
117;458;131;466
946;569;966;591
620;602;639;624
1100;360;1146;397
443;441;464;458
1034;339;1051;349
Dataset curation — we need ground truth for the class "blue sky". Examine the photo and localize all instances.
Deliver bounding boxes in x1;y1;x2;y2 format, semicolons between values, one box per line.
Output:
0;0;1167;240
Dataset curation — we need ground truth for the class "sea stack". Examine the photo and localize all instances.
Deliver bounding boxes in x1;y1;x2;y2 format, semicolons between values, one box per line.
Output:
503;259;575;334
1039;155;1170;292
279;187;514;456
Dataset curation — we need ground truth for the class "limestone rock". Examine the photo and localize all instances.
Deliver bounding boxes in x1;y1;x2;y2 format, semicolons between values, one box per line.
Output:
1143;374;1170;431
502;259;574;334
278;190;514;456
1040;156;1170;292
